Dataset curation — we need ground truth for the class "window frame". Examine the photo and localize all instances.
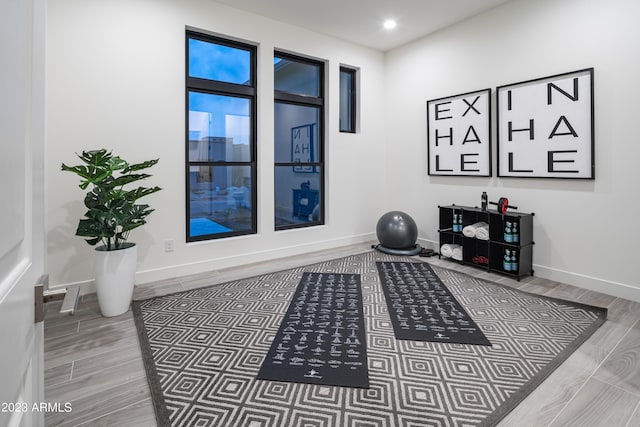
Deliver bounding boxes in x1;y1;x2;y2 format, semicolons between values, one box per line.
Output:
339;66;357;133
185;30;258;242
274;51;325;231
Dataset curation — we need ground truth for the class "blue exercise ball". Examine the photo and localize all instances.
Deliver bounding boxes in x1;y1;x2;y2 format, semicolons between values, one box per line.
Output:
376;211;418;249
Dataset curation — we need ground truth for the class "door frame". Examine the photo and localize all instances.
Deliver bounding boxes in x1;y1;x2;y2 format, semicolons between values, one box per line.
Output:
0;0;47;425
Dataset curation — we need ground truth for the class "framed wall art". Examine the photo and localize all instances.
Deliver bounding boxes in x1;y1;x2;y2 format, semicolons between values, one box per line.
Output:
292;124;314;173
427;88;491;176
496;68;594;179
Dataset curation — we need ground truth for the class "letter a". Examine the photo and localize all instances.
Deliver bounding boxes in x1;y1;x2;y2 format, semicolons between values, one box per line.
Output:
548;115;578;139
462;125;482;144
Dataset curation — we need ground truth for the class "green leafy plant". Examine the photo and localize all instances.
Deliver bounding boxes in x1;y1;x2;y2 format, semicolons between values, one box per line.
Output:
61;149;162;251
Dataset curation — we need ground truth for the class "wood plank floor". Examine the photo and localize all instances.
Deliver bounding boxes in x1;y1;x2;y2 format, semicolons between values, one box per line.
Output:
44;243;640;426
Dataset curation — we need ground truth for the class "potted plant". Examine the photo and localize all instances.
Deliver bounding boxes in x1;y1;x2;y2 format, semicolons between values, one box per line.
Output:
61;149;161;317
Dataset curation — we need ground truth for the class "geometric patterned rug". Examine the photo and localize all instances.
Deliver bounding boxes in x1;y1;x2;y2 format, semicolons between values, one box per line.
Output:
132;251;607;427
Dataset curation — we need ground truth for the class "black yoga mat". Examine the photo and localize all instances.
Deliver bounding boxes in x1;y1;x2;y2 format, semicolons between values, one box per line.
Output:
257;272;369;388
376;261;491;346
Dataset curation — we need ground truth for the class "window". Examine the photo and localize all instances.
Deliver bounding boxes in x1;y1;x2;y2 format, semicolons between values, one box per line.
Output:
186;31;257;241
274;53;324;230
339;66;357;133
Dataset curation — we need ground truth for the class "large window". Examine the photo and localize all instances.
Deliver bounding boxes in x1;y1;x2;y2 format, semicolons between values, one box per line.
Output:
274;53;324;230
186;31;256;241
339;66;357;133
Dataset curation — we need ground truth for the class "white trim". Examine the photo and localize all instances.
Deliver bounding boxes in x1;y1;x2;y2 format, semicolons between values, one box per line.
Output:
418;237;640;303
7;397;25;427
51;232;376;294
58;234;640;304
0;258;30;304
140;231;375;283
531;264;640;303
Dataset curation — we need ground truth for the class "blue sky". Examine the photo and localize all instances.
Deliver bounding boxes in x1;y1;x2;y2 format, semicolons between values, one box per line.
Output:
188;38;249;84
188;39;251;140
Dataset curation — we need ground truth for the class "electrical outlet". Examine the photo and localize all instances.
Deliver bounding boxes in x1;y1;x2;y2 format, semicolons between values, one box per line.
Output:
164;239;174;252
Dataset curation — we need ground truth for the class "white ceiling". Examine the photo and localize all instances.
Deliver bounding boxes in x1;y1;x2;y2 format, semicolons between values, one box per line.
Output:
212;0;513;51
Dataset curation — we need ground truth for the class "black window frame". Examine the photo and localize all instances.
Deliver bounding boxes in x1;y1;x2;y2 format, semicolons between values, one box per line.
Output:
339;66;357;133
274;51;325;231
185;30;257;242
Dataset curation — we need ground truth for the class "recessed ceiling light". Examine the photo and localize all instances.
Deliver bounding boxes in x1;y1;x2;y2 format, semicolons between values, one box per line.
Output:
383;19;397;30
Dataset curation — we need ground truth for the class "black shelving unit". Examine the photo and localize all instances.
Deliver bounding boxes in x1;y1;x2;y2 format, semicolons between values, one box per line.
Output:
438;204;534;280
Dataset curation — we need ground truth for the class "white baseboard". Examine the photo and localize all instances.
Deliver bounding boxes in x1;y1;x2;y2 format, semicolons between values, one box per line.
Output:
55;234;639;304
530;264;640;303
419;237;640;303
53;232;377;295
137;232;376;284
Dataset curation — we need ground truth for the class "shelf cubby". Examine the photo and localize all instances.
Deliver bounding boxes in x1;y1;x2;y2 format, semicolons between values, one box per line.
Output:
438;204;534;280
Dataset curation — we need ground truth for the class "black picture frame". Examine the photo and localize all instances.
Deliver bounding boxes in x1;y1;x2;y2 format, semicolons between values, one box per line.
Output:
291;123;314;173
427;88;492;177
496;68;595;179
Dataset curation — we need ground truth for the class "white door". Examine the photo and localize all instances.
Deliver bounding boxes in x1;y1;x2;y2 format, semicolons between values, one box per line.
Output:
0;0;46;426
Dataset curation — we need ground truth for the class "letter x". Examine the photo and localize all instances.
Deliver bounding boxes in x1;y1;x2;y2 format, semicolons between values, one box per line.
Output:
462;96;481;116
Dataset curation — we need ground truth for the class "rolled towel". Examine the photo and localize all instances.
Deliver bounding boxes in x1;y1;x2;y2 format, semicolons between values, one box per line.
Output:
463;221;489;239
475;223;489;240
440;243;461;259
462;224;476;238
452;246;463;261
440;243;453;258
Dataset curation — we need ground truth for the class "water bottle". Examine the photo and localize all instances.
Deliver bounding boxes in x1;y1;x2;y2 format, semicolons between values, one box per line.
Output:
511;250;518;273
481;192;488;211
504;221;513;243
503;249;512;271
512;222;519;243
453;213;461;232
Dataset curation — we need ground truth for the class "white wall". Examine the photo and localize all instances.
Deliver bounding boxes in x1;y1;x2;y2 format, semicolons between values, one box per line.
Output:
46;0;387;287
384;0;640;301
48;0;640;303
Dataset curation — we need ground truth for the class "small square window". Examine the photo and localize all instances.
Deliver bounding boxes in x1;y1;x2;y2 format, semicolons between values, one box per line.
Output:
274;56;321;97
188;38;252;85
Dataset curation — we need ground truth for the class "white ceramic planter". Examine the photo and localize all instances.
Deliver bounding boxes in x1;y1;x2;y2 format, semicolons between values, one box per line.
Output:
94;243;137;317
